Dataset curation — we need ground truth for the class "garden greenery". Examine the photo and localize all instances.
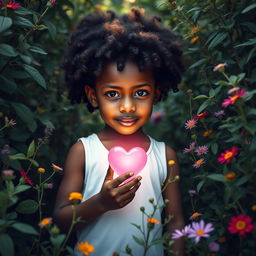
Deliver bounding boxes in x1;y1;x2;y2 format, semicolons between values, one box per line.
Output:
0;0;256;255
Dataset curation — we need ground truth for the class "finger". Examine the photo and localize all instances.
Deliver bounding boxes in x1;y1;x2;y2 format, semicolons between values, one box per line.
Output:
111;171;134;187
118;176;142;194
105;166;114;181
118;182;141;202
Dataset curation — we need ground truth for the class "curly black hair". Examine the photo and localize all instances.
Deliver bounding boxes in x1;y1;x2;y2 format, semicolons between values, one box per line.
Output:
62;7;184;112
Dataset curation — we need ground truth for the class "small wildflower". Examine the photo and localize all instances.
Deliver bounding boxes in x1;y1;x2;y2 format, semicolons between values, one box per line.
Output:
251;205;256;211
51;163;63;171
185;119;197;129
140;206;145;212
150;111;164;124
44;183;54;189
195;146;208;156
1;144;11;155
188;189;197;195
203;130;213;137
228;214;254;236
77;241;94;255
218;146;239;164
187;89;193;94
5;117;16;127
190;36;199;43
38;167;46;173
213;63;227;72
228;87;240;94
19;170;33;186
192;111;209;120
39;217;52;228
218;237;226;243
208;242;220;252
168;160;175;165
187;220;214;243
189;25;200;35
193;158;205;168
147;218;160;224
225;173;235;180
47;0;57;6
0;0;21;9
172;224;192;239
222;89;247;107
190;212;202;220
214;110;225;117
183;142;196;153
2;169;15;180
69;192;83;201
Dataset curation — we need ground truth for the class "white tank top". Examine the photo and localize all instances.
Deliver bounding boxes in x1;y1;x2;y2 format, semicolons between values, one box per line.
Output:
76;133;167;256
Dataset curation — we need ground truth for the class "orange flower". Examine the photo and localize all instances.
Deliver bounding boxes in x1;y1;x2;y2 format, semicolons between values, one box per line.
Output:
147;218;160;224
38;167;46;173
77;241;94;255
69;192;83;201
189;25;200;35
225;173;235;180
39;217;52;227
190;36;199;43
190;212;202;220
251;205;256;211
218;236;226;243
203;130;213;137
51;163;63;171
168;160;176;165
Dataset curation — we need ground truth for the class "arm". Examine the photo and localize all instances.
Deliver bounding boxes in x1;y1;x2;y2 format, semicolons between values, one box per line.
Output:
53;141;142;232
163;146;185;256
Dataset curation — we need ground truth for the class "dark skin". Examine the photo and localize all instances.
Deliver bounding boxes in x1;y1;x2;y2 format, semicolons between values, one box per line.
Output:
54;61;185;255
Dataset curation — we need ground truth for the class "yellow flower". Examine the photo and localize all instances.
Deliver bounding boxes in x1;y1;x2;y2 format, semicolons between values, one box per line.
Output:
69;192;83;201
251;205;256;211
39;217;52;227
190;36;199;43
168;160;176;165
38;167;46;173
147;218;160;224
77;241;95;255
225;173;235;180
203;130;213;137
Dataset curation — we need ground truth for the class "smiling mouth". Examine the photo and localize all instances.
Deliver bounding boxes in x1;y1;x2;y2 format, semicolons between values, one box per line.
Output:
117;119;138;127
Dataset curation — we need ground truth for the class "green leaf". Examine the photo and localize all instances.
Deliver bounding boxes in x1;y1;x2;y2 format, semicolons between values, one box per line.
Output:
43;20;57;40
208;32;228;49
23;64;46;88
242;3;256;13
27;140;35;158
235;38;256;48
0;234;14;256
14;185;31;195
235;176;248;186
149;238;163;246
209;88;215;98
9;153;26;160
11;222;38;235
50;234;66;246
207;174;226;183
13;16;34;27
197;99;210;114
19;54;32;64
16;200;38;214
197;180;205;192
0;44;18;57
193;95;209;100
132;235;144;246
14;7;34;15
0;75;17;94
211;143;218;154
29;46;47;55
189;58;206;70
0;192;9;216
28;158;39;167
0;16;12;33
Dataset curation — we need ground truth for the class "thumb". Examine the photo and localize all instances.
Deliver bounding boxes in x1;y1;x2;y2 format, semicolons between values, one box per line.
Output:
105;165;114;181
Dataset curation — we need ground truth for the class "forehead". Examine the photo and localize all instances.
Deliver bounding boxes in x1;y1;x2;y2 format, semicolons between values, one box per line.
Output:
95;60;155;86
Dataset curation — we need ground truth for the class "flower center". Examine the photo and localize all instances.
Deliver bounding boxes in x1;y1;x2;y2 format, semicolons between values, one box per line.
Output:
196;229;205;236
236;220;246;230
230;95;239;102
224;152;233;159
196;159;203;165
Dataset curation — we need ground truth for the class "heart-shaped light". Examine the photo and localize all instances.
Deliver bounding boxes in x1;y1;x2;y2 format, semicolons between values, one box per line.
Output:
108;146;147;178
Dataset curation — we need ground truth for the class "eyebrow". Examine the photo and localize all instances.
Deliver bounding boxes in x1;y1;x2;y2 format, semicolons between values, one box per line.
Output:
102;83;153;89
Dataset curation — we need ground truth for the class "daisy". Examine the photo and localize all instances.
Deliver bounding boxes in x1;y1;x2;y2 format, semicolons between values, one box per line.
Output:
185;119;197;129
195;146;208;156
228;214;254;236
218;146;239;164
193;158;205;168
183;142;196;153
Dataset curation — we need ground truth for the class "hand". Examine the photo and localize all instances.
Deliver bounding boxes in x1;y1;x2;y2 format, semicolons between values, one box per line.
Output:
98;166;142;212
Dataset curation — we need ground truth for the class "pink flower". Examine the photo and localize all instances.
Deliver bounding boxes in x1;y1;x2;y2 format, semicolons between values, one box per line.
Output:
19;170;33;186
218;146;239;164
150;111;164;124
195;146;208;156
0;0;21;9
222;89;247;107
208;242;220;252
185;119;197;129
187;220;214;243
49;0;57;5
2;169;14;176
183;142;196;153
213;63;227;72
228;214;254;236
228;87;240;94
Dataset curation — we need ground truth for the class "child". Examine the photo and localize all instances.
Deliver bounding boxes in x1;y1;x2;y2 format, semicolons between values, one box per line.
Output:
54;7;185;256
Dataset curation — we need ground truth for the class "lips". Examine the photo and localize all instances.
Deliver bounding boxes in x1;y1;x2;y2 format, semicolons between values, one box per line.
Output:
116;118;138;127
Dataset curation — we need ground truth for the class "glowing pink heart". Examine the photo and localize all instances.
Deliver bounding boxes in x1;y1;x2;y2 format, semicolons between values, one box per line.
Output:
108;146;147;177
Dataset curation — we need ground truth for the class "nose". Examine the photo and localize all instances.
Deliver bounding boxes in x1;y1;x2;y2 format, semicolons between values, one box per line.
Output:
119;97;136;113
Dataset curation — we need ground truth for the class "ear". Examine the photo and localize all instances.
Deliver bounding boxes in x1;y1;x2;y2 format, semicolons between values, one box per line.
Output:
84;85;98;108
153;86;161;105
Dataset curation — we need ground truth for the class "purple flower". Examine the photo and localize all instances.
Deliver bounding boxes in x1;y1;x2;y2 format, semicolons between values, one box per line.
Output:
195;146;208;156
214;110;225;117
187;220;214;243
183;142;196;153
213;63;227;72
1;144;11;155
150;111;164;124
172;225;192;239
185;119;197;129
208;241;220;252
188;189;197;195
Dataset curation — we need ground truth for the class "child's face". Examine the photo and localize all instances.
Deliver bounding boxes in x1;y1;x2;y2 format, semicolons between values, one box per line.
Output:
85;60;159;135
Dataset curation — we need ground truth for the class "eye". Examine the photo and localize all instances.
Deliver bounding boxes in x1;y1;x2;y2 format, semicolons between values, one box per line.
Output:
104;91;120;98
134;90;149;97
